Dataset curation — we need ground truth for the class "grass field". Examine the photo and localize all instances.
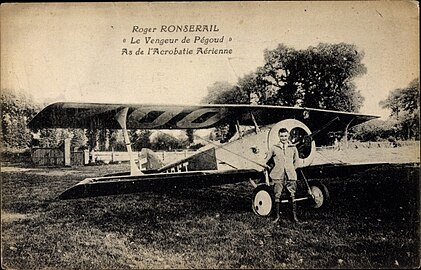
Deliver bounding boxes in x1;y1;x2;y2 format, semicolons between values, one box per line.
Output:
1;152;420;269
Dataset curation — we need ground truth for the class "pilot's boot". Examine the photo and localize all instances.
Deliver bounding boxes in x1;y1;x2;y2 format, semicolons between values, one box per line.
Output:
272;201;280;224
291;196;299;223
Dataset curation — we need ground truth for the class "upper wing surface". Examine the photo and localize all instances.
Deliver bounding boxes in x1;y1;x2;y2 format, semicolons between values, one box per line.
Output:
28;102;378;131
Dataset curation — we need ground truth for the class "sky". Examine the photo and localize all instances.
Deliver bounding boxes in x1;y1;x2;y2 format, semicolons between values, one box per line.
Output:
1;2;419;119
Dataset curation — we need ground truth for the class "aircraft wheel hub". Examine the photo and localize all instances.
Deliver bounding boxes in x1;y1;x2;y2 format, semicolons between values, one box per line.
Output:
252;185;274;216
310;186;324;208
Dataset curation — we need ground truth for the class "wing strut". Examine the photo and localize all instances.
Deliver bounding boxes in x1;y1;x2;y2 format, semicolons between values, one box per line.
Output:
115;107;142;176
236;120;243;137
250;112;260;133
344;117;355;150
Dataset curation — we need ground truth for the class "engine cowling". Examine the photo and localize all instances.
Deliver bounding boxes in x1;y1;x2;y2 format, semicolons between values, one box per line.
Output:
267;119;316;168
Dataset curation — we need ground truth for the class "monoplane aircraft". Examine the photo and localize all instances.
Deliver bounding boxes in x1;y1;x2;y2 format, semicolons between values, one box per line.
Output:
29;102;379;217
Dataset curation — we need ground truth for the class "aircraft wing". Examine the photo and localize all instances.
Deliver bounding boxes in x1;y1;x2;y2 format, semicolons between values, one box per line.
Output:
28;102;378;131
58;169;263;199
57;162;418;200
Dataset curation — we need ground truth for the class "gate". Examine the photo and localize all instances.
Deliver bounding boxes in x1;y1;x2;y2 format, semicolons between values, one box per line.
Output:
31;148;65;166
71;151;85;166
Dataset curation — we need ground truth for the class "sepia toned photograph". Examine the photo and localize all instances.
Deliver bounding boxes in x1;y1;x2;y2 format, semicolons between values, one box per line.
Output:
1;2;419;269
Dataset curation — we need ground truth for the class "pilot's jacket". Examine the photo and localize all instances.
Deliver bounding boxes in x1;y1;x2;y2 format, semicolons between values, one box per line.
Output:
265;142;299;181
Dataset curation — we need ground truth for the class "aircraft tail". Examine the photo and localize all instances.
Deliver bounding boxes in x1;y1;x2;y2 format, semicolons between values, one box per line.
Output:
139;148;165;171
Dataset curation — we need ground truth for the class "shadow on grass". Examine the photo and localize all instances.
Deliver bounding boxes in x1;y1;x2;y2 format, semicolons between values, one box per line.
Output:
52;183;254;231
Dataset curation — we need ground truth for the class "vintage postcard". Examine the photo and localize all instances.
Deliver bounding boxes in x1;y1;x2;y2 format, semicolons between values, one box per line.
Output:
1;2;419;269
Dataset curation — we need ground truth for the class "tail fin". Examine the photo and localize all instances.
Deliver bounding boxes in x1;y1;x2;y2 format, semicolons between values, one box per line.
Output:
139;148;165;171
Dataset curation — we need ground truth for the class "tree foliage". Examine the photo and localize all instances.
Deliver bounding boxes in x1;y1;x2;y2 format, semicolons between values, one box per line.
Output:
186;129;195;145
70;129;88;150
98;129;109;151
1;89;91;150
131;129;152;151
351;119;397;142
108;130;124;151
150;132;187;151
380;78;419;139
1;89;40;149
201;75;262;105
202;43;366;112
201;81;245;104
86;128;99;150
38;128;72;148
85;129;190;152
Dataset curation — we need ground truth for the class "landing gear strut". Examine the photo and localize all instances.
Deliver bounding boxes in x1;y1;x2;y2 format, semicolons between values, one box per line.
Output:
306;180;330;209
251;171;330;217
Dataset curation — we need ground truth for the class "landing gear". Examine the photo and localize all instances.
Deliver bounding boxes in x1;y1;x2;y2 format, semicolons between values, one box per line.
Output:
307;180;330;209
251;184;274;217
251;178;330;217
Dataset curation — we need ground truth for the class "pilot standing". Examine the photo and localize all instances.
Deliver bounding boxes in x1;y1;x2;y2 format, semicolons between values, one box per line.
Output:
264;128;300;223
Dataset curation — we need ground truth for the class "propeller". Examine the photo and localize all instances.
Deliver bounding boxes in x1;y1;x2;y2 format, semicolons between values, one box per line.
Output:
293;117;340;158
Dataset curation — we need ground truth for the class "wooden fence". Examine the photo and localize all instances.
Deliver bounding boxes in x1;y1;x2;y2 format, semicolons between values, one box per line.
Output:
31;147;65;166
92;150;196;164
31;147;195;167
31;148;88;167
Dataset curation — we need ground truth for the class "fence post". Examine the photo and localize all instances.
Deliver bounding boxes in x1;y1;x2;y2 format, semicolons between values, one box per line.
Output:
83;150;89;165
64;138;71;166
90;149;96;164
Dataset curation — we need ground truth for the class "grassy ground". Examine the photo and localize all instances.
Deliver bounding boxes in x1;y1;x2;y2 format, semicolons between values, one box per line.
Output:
1;162;420;269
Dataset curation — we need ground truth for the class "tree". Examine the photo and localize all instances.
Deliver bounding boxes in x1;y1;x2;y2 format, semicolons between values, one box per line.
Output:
351;119;397;142
186;129;195;145
150;132;184;151
380;78;419;139
131;129;152;151
1;89;40;149
37;129;57;148
202;43;366;112
87;128;99;150
98;129;109;151
109;130;125;151
256;43;366;111
38;128;72;148
71;129;88;150
201;81;242;104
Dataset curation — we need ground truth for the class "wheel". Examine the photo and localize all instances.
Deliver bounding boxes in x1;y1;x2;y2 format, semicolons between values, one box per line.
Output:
251;184;275;217
307;180;330;209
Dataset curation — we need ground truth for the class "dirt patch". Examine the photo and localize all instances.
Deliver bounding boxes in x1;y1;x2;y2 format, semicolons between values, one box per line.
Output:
1;167;34;173
1;211;33;223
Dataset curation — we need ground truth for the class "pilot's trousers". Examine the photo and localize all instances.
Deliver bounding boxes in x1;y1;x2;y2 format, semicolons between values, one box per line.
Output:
271;178;297;202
